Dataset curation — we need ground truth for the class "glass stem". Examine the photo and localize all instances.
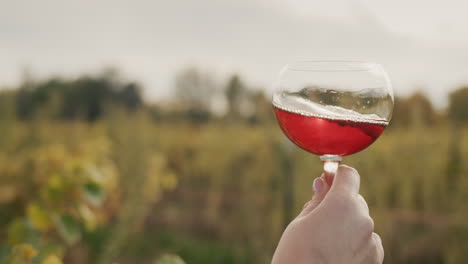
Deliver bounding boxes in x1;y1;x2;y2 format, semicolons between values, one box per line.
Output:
320;155;342;184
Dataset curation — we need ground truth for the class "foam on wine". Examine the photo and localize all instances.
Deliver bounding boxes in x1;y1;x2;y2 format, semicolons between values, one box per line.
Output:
273;93;388;156
272;92;388;126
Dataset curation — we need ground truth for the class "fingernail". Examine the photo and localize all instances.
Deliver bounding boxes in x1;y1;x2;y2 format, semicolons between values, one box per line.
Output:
313;178;324;193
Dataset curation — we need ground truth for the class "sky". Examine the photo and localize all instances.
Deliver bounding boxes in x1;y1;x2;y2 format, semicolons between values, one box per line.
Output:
1;0;468;108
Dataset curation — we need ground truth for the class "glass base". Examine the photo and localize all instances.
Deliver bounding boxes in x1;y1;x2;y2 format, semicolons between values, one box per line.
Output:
320;155;342;175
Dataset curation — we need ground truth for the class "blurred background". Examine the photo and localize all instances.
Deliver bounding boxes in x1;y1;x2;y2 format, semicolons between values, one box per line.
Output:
1;0;468;263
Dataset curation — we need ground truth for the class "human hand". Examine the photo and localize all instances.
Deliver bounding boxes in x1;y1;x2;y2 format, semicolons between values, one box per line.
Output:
272;165;384;264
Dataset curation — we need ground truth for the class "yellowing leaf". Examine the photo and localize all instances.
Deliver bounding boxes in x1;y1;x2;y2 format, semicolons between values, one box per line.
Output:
85;165;104;183
26;203;51;231
78;204;97;231
47;173;63;189
42;255;63;264
160;172;178;191
155;254;186;264
10;243;38;262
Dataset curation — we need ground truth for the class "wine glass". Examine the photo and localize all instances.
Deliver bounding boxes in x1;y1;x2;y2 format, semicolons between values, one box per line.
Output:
272;61;393;178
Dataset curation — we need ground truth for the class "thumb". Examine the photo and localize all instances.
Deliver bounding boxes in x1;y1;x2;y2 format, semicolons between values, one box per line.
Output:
328;165;360;196
298;176;330;217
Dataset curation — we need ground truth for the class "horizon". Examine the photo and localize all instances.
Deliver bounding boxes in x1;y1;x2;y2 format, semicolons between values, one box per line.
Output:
2;0;468;109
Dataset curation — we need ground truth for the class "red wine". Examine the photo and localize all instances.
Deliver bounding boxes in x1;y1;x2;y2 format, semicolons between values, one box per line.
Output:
273;106;387;156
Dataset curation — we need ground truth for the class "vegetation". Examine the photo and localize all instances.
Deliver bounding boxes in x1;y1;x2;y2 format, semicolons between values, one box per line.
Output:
0;68;467;263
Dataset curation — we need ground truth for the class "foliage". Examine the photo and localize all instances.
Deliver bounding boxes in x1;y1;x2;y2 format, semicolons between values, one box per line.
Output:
0;114;177;264
387;91;437;128
0;119;117;263
449;86;468;124
1;70;468;263
12;69;142;121
1;118;467;264
173;67;215;123
155;254;186;264
225;75;246;119
150;123;468;264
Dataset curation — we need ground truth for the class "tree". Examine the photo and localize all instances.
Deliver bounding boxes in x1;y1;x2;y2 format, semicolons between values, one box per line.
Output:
13;70;143;121
174;67;215;123
406;92;436;127
225;75;247;120
248;90;273;124
446;86;468;192
391;91;436;128
119;83;143;111
448;86;468;124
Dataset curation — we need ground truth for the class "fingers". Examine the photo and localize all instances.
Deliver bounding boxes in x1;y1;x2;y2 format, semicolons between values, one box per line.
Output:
299;165;365;220
357;194;369;214
357;232;384;264
320;166;370;222
363;233;384;263
373;233;384;263
329;165;360;196
298;177;330;217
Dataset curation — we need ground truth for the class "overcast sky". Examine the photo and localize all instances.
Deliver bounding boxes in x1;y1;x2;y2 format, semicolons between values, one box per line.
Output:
2;0;468;107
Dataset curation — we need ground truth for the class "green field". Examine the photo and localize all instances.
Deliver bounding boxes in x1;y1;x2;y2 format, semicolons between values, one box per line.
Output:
0;114;467;263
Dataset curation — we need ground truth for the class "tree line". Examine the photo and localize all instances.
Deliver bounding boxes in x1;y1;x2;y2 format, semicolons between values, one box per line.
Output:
1;67;468;126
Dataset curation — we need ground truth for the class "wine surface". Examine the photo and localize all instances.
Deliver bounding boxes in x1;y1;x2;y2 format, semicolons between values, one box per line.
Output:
273;105;387;156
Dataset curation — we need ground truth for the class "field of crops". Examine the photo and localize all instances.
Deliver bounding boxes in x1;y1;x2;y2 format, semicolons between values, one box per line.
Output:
0;111;467;263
